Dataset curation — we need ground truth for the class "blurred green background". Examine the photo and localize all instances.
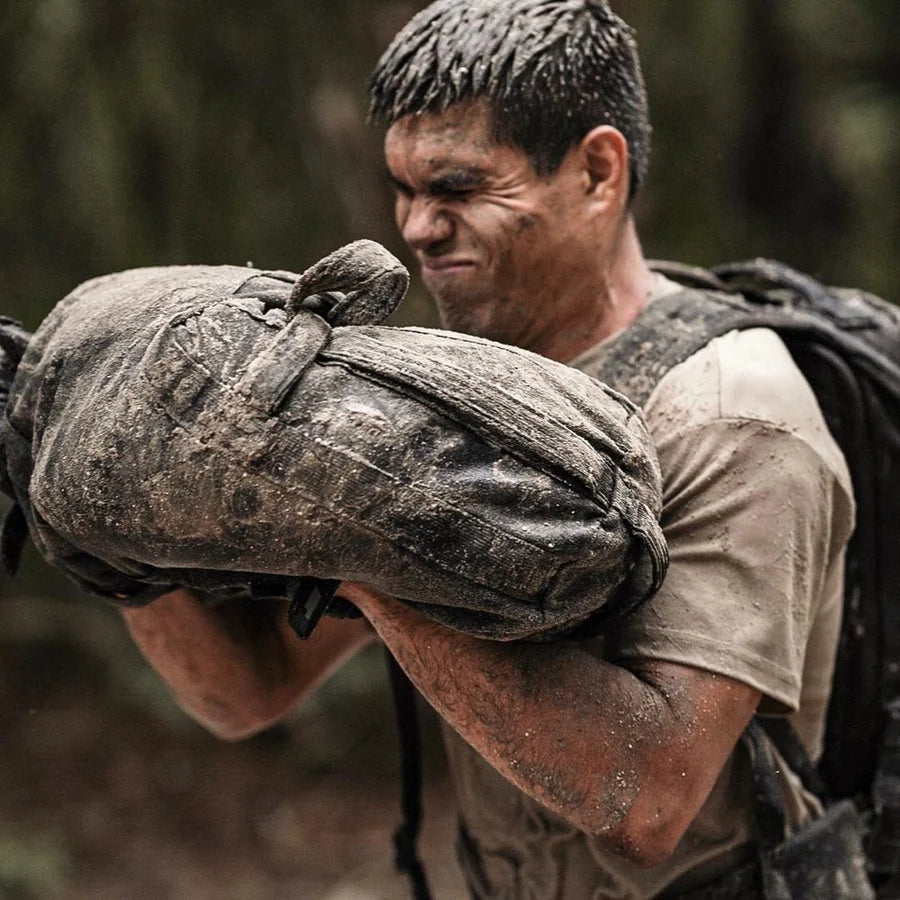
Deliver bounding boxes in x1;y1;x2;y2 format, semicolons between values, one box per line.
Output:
0;1;898;897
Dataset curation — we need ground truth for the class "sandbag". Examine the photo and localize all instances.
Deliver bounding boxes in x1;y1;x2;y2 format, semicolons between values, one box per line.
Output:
0;241;667;640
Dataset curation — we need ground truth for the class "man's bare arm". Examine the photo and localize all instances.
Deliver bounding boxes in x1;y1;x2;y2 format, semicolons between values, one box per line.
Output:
122;588;375;740
340;582;760;868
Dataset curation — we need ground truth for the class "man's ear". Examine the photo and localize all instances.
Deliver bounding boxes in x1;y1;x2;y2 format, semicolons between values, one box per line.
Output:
581;126;630;211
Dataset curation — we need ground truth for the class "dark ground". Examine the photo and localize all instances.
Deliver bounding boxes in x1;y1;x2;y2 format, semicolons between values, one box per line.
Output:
0;592;466;900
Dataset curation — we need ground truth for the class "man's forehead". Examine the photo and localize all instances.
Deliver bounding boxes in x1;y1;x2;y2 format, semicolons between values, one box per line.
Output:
384;101;521;177
387;101;494;149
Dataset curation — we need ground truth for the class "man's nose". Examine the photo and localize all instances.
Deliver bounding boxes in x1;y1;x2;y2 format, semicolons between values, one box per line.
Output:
401;197;453;252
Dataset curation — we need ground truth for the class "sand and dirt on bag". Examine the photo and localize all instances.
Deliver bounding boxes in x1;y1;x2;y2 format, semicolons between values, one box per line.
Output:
0;241;667;640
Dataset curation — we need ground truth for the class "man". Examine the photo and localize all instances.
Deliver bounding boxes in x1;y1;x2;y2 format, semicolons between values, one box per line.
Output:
122;1;863;896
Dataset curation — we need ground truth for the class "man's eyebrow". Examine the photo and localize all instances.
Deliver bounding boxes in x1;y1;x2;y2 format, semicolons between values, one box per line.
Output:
386;167;489;196
426;168;488;194
387;172;413;195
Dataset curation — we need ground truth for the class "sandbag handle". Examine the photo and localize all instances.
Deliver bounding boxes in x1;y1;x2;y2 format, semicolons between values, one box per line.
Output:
287;239;410;326
233;242;408;413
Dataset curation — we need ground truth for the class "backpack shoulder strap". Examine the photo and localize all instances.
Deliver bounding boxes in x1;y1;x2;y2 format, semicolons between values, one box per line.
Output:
588;286;760;405
593;261;900;408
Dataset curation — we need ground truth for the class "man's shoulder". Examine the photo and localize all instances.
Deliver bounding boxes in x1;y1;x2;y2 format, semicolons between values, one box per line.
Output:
646;327;852;494
647;326;812;428
571;320;851;493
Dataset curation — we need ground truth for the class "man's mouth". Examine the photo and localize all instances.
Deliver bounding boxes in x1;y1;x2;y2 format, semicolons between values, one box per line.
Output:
421;257;476;273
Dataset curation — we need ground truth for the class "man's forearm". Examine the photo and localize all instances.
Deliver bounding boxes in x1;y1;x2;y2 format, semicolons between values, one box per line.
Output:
339;583;759;865
122;590;291;737
122;589;373;739
342;586;675;857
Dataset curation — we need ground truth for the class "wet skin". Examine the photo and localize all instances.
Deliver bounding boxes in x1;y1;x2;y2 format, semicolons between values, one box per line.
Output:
384;100;642;361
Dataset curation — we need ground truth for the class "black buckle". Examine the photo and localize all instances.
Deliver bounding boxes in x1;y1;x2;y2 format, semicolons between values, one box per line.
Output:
287;577;340;639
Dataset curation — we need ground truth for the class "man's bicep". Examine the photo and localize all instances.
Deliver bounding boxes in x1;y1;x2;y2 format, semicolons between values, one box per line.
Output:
630;658;762;751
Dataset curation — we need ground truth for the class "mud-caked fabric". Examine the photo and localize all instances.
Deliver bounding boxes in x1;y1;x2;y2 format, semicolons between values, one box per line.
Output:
0;242;667;640
661;802;872;899
0;318;31;492
441;299;856;897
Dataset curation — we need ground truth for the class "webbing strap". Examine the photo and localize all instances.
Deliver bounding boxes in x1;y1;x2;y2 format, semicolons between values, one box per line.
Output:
0;502;27;575
385;648;433;900
743;721;792;900
758;716;829;802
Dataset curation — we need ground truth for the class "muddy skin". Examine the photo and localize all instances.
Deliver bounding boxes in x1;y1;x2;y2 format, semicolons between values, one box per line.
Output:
384;100;633;360
345;581;754;870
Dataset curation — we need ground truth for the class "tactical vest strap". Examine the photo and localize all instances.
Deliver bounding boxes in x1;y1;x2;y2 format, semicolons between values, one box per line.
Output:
385;650;433;900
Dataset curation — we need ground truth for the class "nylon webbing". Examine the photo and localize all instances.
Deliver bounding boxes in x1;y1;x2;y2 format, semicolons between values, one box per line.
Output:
743;721;792;900
0;503;28;575
385;648;433;900
758;716;829;802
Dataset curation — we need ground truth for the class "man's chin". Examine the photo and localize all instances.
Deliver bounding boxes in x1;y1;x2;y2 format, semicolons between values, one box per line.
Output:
422;265;478;297
435;302;514;344
425;276;517;341
434;302;491;338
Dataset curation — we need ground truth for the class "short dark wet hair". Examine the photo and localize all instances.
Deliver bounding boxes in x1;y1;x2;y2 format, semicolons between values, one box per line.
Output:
369;0;651;199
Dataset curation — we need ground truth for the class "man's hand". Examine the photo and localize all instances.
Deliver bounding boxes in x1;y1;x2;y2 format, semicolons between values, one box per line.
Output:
339;581;760;867
122;588;375;740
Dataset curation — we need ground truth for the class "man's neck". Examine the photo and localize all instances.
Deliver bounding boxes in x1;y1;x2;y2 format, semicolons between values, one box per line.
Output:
538;217;657;364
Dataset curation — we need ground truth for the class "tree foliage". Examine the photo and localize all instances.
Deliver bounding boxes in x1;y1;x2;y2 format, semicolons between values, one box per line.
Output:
1;0;896;337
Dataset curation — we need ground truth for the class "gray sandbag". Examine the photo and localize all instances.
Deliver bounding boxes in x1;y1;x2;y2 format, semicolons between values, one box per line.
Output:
0;241;667;640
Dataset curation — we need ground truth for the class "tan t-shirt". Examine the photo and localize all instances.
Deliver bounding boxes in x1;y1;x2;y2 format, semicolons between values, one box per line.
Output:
442;295;856;899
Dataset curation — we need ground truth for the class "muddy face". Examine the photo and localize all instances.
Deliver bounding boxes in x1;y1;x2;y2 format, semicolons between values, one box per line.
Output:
384;100;607;356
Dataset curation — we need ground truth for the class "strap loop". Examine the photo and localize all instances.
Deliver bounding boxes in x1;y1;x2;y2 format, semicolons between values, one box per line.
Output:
233;308;331;414
287;240;409;326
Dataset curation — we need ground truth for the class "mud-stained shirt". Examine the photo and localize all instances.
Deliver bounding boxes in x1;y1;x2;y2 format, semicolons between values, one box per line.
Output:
441;282;856;899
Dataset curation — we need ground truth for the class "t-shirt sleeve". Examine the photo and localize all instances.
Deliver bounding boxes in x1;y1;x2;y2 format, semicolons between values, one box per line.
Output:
602;329;855;714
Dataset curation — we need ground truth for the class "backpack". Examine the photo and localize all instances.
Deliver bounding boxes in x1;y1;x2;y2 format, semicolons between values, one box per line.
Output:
589;258;900;888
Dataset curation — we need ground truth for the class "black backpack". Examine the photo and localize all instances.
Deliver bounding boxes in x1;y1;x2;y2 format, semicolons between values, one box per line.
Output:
589;258;900;888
